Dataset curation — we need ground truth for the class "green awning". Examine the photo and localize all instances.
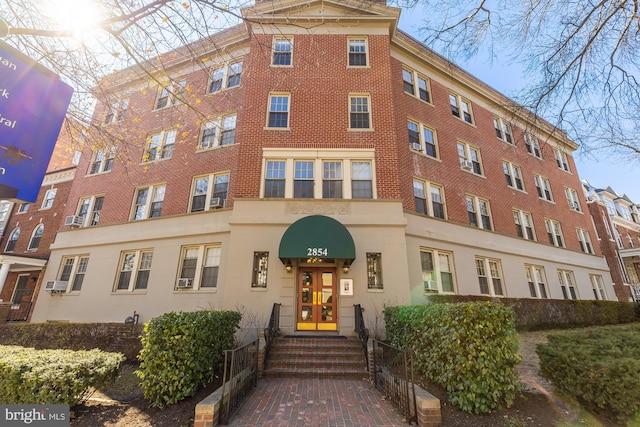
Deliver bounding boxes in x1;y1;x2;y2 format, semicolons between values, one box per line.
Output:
279;215;355;261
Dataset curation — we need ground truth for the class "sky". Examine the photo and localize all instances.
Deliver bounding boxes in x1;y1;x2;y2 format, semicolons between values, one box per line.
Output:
397;6;640;203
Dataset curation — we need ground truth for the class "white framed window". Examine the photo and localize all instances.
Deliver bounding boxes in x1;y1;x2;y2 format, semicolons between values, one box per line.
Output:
577;228;594;254
589;274;607;300
413;178;445;219
420;248;455;293
449;92;473;124
143;129;176;162
41;188;57;209
602;211;613;239
76;195;104;227
493;117;513;143
466;195;492;230
558;269;578;299
545;218;565;247
177;245;221;290
525;264;548;299
565;187;582;212
5;227;19;252
408;119;437;158
132;184;165;220
513;209;535;240
59;255;89;292
190;172;229;212
115;250;153;291
349;94;371;129
615;227;624;249
402;67;431;103
351;161;373;199
554;148;571;172
294;160;314;198
457;142;482;175
524;134;542;158
264;160;286;198
617;203;633;221
17;203;29;214
252;251;269;288
209;61;243;93
88;146;116;175
272;37;292;66
199;114;237;150
534;174;553;202
366;252;383;289
476;257;504;296
154;79;186;110
0;201;10;223
27;223;44;251
322;161;343;199
502;161;524;190
104;99;129;124
348;37;368;67
267;93;290;129
72;150;81;165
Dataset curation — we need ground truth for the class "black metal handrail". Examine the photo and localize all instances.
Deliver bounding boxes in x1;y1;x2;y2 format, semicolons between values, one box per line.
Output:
6;302;32;322
218;339;259;425
353;304;369;370
263;303;281;360
372;339;417;424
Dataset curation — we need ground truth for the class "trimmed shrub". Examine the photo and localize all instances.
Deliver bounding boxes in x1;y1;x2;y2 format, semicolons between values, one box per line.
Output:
135;310;241;408
0;345;125;405
537;324;640;422
385;302;522;414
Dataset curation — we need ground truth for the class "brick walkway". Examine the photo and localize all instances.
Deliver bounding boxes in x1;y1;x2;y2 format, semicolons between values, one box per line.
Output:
228;378;409;426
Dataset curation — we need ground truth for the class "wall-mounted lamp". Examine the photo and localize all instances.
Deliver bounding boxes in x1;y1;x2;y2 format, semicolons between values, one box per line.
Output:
285;260;293;273
342;261;351;274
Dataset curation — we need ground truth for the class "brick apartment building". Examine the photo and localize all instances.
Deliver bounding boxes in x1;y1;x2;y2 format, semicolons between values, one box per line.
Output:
582;181;640;301
29;0;614;334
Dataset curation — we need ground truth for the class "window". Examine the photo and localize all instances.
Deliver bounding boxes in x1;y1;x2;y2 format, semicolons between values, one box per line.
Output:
558;270;578;299
41;188;57;209
349;94;371;129
476;257;504;296
545;218;565;247
457;142;482;175
323;161;343;199
408;120;437;158
420;249;455;293
72;150;81;165
413;179;445;219
104;99;129;124
59;255;90;292
267;93;290;128
252;252;269;288
348;37;367;66
603;198;616;216
525;265;548;298
294;161;314;198
154;79;186;109
351;161;373;199
208;61;243;93
617;203;633;221
466;195;492;230
190;173;229;211
116;250;153;291
132;184;165;220
177;245;221;289
27;224;44;251
5;227;19;252
199;114;237;149
402;67;430;103
502;161;524;190
524;134;542;158
0;201;10;223
77;196;104;227
17;203;29;214
88;147;116;175
366;252;383;289
534;174;553;202
449;92;473;124
493;117;513;143
264;161;286;198
590;274;606;300
513;209;535;240
554;149;571;172
272;37;292;66
144;129;176;162
577;228;594;254
565;187;582;212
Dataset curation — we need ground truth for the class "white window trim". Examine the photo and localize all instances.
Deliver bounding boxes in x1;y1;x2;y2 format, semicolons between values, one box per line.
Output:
534;174;554;202
545;218;565;247
271;36;293;67
524;133;543;158
348;93;373;131
565;187;582;212
457;141;483;175
554;148;571;172
502;161;524;191
266;92;291;130
76;195;104;228
347;36;368;68
577;228;594;254
589;274;607;300
154;79;186;110
143;129;177;163
525;264;548;299
449;92;474;124
408;119;438;158
208;61;243;94
88;146;116;175
190;172;230;212
466;194;493;230
476;257;505;297
413;178;446;219
420;248;456;294
104;99;129;124
493;117;513;144
114;250;153;292
402;66;431;103
558;269;578;299
58;255;90;293
176;244;221;291
198;113;237;150
27;223;44;251
131;184;166;221
41;188;57;209
513;209;536;241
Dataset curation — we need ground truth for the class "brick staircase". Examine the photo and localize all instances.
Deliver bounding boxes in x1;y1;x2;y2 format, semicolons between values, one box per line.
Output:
263;336;368;379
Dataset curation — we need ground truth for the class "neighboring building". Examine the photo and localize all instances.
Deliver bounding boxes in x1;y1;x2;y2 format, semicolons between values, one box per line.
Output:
31;0;614;334
582;181;640;301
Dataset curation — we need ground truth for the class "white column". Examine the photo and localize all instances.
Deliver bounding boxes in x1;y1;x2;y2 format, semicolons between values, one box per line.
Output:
0;262;11;297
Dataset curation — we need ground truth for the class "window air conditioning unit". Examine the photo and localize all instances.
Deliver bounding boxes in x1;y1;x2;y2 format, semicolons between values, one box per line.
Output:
64;215;83;227
572;202;581;210
45;280;68;292
411;142;421;151
210;197;223;208
424;280;438;291
176;278;193;288
461;160;474;171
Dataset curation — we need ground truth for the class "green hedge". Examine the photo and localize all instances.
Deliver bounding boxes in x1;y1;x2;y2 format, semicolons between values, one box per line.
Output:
385;302;522;414
0;345;124;405
537;324;640;422
135;310;241;407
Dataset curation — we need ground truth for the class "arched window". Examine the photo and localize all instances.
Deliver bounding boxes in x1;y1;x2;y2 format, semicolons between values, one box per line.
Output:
5;227;19;252
28;224;44;251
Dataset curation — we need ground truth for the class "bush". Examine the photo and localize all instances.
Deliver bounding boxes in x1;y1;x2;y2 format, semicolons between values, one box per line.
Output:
135;310;241;407
0;345;124;406
537;324;640;422
385;302;522;414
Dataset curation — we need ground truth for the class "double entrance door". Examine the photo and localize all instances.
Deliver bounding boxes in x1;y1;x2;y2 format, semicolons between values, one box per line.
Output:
297;268;337;331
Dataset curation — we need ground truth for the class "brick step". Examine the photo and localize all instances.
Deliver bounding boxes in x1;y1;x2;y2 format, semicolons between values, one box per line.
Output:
266;358;364;369
267;352;363;362
262;367;368;380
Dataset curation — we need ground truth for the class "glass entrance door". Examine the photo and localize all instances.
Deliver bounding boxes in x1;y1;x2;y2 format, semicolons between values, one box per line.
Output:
297;268;337;331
